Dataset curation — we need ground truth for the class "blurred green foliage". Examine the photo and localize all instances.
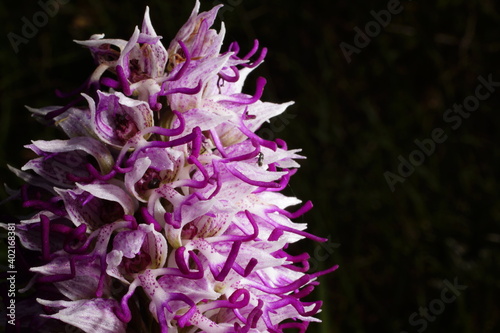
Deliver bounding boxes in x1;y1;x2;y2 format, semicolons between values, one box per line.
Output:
1;0;499;332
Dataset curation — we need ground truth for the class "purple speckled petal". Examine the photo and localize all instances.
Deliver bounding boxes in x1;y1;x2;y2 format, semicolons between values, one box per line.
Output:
168;0;224;60
77;182;138;216
170;100;237;139
23;137;114;186
106;224;167;283
56;182;137;229
74;34;127;66
38;298;126;333
140;7;169;78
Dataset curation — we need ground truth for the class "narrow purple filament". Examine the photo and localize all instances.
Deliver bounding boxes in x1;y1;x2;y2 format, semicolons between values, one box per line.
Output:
218;66;240;82
222;139;261;163
63;224;89;254
86;163;117;181
226;165;281;188
95;255;107;297
164;212;180;229
174;247;189;274
128;128;200;163
222;77;266;105
241;40;267;68
227;41;240;55
114;281;138;323
237;117;277;151
140;207;162;232
23;199;66;217
212;240;242;281
166;293;196;327
161;80;202;96
286;200;313;219
185;156;210;188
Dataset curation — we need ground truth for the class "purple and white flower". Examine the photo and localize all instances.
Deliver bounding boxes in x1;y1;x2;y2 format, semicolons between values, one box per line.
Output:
2;1;337;332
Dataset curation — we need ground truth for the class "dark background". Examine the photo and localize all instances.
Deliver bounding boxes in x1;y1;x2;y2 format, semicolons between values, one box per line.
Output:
1;1;499;332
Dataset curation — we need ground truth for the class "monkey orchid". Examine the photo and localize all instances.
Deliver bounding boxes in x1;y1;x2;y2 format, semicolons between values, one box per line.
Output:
2;1;337;332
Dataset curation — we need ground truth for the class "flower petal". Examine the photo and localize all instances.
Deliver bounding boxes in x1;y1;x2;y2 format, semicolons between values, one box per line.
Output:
86;91;154;147
38;298;126;333
23;137;114;185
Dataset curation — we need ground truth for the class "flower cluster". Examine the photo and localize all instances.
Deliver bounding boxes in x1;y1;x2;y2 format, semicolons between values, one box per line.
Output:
5;2;337;332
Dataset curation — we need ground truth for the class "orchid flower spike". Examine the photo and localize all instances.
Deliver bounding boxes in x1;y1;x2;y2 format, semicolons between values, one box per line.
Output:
2;1;337;332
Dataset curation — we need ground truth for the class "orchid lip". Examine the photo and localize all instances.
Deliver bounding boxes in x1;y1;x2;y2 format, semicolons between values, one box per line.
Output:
161;79;203;96
140;206;162;231
100;77;121;89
